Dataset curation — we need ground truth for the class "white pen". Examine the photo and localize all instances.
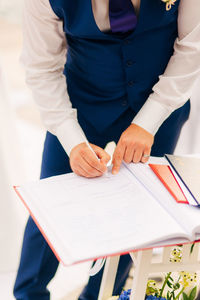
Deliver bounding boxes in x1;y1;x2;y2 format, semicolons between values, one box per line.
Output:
85;141;109;176
86;141;100;161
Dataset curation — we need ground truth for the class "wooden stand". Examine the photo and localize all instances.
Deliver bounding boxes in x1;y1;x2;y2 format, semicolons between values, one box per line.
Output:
98;242;200;300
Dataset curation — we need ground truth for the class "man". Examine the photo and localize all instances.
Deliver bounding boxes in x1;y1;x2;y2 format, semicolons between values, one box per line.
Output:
14;0;200;299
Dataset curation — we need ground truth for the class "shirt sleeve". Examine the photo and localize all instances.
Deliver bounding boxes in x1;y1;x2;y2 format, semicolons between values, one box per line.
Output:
132;0;200;135
21;0;88;156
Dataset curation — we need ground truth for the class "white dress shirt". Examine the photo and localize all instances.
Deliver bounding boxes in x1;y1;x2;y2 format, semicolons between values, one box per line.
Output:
21;0;200;156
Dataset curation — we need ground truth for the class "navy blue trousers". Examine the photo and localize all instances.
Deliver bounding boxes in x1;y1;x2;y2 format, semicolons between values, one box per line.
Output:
14;103;190;300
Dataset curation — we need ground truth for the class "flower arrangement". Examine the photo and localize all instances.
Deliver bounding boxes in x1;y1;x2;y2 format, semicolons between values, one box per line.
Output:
107;245;198;300
161;0;177;11
144;271;197;300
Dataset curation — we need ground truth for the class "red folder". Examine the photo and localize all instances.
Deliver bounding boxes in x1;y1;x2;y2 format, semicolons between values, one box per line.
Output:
149;164;189;204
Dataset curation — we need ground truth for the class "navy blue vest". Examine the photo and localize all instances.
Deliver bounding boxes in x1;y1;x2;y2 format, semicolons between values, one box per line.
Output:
49;0;182;132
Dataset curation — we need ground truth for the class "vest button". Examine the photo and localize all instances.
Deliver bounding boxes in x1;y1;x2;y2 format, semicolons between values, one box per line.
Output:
126;60;134;67
124;39;131;45
122;100;128;106
128;80;134;87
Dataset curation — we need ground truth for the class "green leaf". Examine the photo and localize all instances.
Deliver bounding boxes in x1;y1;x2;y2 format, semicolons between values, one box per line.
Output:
190;243;195;254
173;282;180;290
167;280;173;288
167;291;172;300
182;292;189;300
189;286;197;300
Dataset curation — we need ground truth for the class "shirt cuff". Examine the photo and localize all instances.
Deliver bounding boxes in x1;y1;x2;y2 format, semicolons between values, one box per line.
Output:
131;97;174;135
56;119;88;157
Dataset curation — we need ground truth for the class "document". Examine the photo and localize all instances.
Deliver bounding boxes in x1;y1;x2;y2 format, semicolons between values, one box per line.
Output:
15;157;200;266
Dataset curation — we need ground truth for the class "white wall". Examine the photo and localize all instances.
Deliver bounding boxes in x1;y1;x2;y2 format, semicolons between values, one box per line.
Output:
0;66;27;272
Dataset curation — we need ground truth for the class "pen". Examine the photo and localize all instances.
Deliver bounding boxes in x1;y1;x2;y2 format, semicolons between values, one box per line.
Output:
85;141;109;176
85;141;100;161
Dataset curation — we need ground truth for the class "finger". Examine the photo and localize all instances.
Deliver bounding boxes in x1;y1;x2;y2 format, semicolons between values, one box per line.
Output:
73;167;90;178
91;145;111;166
78;164;102;178
124;145;135;163
83;148;107;173
79;156;103;177
141;147;151;163
132;146;144;163
112;142;125;174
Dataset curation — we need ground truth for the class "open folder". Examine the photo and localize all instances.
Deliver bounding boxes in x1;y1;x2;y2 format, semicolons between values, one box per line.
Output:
165;154;200;206
15;157;200;266
149;164;189;204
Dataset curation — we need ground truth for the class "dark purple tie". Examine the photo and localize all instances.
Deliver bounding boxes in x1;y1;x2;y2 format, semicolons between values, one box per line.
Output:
109;0;137;33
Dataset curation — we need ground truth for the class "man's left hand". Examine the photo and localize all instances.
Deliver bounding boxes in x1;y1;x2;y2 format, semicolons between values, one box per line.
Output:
112;124;154;174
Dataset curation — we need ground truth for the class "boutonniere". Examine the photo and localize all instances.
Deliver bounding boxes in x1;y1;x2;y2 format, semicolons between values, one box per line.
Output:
161;0;177;11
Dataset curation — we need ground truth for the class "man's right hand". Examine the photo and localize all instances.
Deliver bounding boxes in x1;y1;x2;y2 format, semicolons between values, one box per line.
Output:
70;142;111;178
